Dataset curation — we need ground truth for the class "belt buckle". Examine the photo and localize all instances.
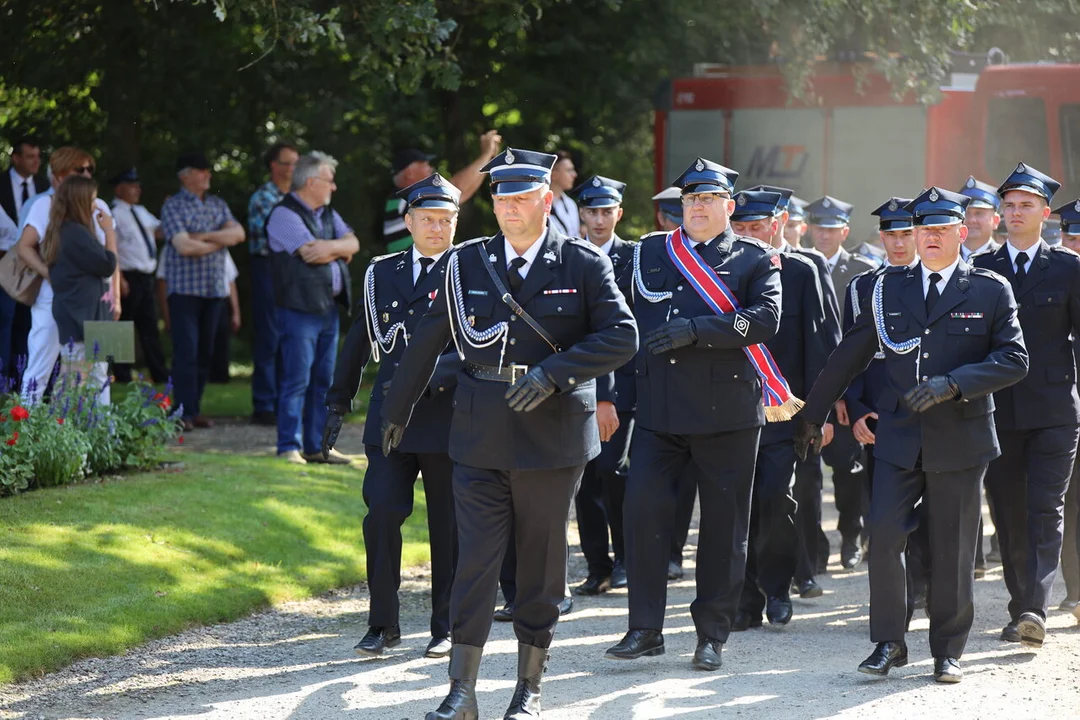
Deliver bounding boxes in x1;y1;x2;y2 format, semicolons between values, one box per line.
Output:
509;364;529;383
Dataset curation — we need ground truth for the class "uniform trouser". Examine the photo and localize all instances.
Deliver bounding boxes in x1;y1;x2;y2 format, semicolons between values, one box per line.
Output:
985;424;1080;620
115;271;169;384
574;411;634;576
452;463;583;648
625;426;759;642
740;441;798;616
670;466;698;566
821;423;866;541
363;446;457;639
869;458;983;658
793;456;825;582
1061;458;1080;601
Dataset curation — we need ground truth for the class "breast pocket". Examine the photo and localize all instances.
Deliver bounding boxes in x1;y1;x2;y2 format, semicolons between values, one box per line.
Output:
464;294;497;319
532;295;582;318
881;316;913;341
644;270;672;292
1035;290;1066;307
947;319;988;336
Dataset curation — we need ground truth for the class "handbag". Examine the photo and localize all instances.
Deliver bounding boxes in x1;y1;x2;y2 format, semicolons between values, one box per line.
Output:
0;248;43;305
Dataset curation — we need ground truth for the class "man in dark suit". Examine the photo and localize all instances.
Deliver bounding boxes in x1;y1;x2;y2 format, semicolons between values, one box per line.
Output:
381;148;637;720
0;136;47;377
973;163;1080;649
322;174;463;660
566;175;636;595
607;157;783;671
959;176;1003;261
806;195;877;568
729;190;838;629
796;186;1028;683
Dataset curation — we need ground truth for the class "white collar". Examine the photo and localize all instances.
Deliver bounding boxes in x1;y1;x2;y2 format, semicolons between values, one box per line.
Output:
9;167;30;184
113;198;132;209
921;256;961;288
505;232;546;265
825;248;843;267
885;257;918;268
964;238;995;257
592;236;615;256
412;246;447;266
1006;238;1044;266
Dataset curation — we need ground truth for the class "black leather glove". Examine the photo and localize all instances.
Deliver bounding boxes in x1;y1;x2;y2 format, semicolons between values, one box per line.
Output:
645;318;698;354
904;375;960;412
505;366;558;412
381;420;405;457
793;416;824;461
321;410;345;459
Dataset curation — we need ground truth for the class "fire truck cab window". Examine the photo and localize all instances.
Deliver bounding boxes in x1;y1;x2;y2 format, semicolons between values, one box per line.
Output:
986;97;1050;182
1060;103;1080;186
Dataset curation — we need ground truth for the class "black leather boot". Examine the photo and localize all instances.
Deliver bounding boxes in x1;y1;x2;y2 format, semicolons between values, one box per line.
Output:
504;643;547;719
426;644;482;720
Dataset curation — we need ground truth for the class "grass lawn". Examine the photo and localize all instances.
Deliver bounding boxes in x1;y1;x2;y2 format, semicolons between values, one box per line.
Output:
0;451;429;684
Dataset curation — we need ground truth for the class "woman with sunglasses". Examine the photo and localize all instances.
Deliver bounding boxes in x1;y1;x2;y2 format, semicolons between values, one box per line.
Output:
15;146;120;403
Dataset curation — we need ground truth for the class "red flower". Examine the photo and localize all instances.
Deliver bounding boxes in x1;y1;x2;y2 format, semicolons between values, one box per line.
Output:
57;418;65;425
159;397;172;410
153;393;164;402
6;432;18;446
10;406;29;422
177;436;185;445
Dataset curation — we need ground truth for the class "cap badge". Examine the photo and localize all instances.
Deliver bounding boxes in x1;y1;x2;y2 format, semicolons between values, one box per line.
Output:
1016;162;1027;173
888;200;898;211
1075;200;1080;212
929;188;940;202
737;194;747;206
505;149;515;164
695;159;705;172
432;175;442;187
966;177;976;188
592;177;601;187
822;198;831;208
544;250;557;262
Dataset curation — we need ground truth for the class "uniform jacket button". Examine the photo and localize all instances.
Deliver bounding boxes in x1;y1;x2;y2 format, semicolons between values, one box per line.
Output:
568;377;576;385
924;329;931;335
673;308;680;315
509;338;517;345
669;358;677;364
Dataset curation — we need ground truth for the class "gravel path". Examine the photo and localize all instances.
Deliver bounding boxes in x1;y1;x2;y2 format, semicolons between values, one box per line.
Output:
1;422;1078;719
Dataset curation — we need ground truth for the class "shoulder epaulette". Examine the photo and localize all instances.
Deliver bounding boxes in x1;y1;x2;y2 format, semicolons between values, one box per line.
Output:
1050;244;1080;258
782;250;815;270
969;266;1010;285
638;230;669;242
453;237;490;251
883;264;910;274
568;237;604;256
368;249;408;265
733;235;772;252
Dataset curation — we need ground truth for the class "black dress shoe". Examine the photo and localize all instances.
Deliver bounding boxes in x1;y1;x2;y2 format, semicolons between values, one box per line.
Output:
611;561;628;589
1017;611;1046;648
1001;621;1021;643
692;637;723;671
1057;598;1079;612
798;579;824;599
427;644;482;720
494;603;514;622
426;636;453;658
573;574;612;596
857;641;908;676
933;656;962;683
840;537;862;569
354;625;401;656
668;561;684;580
731;611;763;632
605;629;665;659
559;597;573;615
766;596;793;625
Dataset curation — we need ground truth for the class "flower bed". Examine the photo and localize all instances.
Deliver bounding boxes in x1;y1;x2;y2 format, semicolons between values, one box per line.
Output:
0;370;182;495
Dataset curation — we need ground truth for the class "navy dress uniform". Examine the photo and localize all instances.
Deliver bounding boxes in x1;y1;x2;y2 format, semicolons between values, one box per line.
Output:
381;148;638;720
323;174;463;659
959;176;1003;261
608;158;785;670
806;195;876;568
731;191;838;628
796;187;1028;682
567;175;636;594
973;164;1080;647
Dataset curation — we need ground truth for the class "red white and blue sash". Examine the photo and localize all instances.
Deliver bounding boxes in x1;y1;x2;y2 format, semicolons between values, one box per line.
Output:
665;227;803;422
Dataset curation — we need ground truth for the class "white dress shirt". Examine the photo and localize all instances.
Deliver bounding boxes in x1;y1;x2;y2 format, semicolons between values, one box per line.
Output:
9;167;37;220
961;239;996;261
1006;239;1044;273
549;193;580;238
594;236;615;256
112;199;161;274
412;246;447;284
505;233;545;279
921;257;960;299
825;248;843;272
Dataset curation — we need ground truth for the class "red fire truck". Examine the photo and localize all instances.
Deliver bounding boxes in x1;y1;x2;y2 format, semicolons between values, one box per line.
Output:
653;53;1080;240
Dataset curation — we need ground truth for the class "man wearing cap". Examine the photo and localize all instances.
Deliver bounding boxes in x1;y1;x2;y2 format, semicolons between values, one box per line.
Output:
266;151;358;464
565;175;635;595
160;151;245;429
784;196;809;249
959;176;1002;261
1055;199;1080;619
728;189;836;629
973;163;1080;649
653;186;682;232
383;131;502;253
795;186;1028;683
110;168;168;384
323;173;462;660
608;157;784;671
805;195;876;569
381;147;636;719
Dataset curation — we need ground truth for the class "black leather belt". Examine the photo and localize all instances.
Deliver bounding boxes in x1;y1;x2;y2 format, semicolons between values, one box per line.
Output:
464;361;529;383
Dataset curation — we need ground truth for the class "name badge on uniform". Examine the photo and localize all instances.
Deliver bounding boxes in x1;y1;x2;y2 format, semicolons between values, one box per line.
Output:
951;312;984;319
647;267;662;274
716;270;731;275
467;289;489;296
886;312;902;317
542;288;578;295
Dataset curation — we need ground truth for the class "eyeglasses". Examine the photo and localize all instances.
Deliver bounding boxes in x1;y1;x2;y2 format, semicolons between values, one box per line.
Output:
73;165;95;176
680;193;729;207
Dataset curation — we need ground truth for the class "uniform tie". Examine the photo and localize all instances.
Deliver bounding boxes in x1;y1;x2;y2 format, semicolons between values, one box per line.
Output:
415;256;434;289
1014;251;1029;285
694;241;709;258
20;180;29;206
508;256;527;295
926;272;942;314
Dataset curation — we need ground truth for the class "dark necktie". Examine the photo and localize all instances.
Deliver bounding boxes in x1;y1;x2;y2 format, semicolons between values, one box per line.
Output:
20;180;29;206
1015;251;1029;285
926;272;942;314
130;206;157;263
509;256;527;295
415;256;434;289
694;241;709;259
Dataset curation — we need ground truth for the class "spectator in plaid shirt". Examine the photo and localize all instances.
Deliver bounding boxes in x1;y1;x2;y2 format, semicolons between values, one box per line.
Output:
247;141;298;426
160;151;245;431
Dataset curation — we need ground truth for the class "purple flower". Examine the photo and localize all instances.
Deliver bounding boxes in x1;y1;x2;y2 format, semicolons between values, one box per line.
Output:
27;377;37;395
92;341;101;360
16;355;26;374
140;418;160;427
